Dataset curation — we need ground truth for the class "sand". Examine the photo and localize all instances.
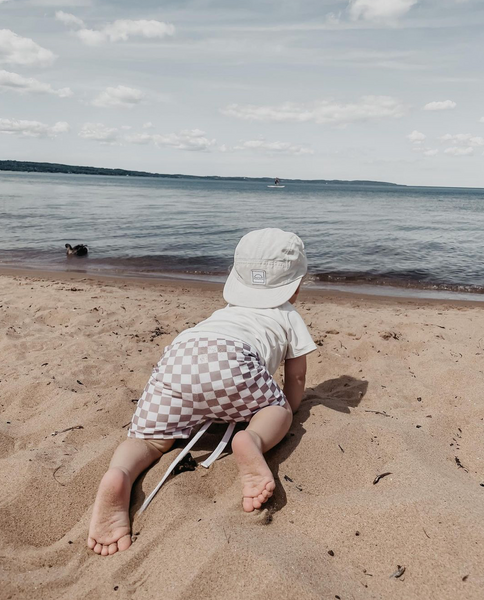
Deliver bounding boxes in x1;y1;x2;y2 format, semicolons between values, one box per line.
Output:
0;270;483;600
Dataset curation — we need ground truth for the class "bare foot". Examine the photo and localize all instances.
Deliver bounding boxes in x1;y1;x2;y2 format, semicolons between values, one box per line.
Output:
87;468;132;555
232;430;275;512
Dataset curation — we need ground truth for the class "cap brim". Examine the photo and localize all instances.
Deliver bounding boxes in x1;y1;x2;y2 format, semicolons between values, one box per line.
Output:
223;268;302;309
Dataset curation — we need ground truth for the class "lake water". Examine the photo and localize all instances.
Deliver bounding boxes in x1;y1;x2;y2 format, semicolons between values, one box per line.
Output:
1;171;483;299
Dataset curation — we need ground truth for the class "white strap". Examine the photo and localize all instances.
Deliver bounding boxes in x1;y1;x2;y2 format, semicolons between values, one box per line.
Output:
138;420;213;514
201;422;236;468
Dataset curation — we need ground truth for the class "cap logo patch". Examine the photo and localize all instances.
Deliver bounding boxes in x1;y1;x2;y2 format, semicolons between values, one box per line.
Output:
251;270;266;285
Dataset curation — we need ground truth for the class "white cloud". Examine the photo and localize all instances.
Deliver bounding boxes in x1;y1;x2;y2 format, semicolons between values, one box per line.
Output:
0;29;56;67
126;128;215;152
479;117;484;123
423;100;457;111
444;147;473;156
142;121;154;129
233;139;314;156
0;118;69;137
349;0;418;23
55;11;85;28
74;19;175;46
92;86;144;108
423;149;439;156
440;133;484;147
407;130;426;142
79;122;119;143
222;96;407;126
0;69;72;97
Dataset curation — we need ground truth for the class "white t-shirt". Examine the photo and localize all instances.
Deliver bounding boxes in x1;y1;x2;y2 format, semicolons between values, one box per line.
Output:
173;302;317;375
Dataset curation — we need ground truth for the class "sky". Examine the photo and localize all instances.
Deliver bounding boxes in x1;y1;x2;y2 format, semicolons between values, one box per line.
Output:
1;0;484;187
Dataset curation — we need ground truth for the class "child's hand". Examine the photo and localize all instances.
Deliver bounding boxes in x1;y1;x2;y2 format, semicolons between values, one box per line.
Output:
283;355;307;413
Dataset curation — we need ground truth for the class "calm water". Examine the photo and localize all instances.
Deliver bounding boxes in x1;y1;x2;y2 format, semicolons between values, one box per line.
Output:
1;171;483;297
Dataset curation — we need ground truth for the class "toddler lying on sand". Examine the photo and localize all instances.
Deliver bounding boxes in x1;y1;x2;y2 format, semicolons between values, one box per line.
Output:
88;228;317;555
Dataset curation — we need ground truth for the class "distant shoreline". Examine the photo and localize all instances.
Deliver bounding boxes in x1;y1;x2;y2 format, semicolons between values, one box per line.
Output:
0;160;403;186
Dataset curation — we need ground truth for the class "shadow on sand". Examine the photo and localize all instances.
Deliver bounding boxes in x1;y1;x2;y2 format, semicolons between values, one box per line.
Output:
132;375;368;515
267;375;369;513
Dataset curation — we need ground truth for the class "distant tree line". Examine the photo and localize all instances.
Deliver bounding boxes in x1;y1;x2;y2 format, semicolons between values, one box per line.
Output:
0;160;401;186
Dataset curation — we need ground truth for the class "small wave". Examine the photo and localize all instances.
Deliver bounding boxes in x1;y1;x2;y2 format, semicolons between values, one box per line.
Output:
306;271;484;294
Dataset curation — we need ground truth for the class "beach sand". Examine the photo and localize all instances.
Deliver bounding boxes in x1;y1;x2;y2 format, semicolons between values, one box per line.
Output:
1;270;483;600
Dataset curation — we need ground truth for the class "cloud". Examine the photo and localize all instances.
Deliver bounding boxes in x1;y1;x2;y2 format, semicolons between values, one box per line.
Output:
444;147;473;156
349;0;418;23
0;69;72;97
92;85;144;108
125;128;215;151
79;122;119;143
0;29;56;67
222;96;407;126
142;121;154;129
407;130;426;142
480;117;484;123
423;149;439;156
73;19;175;46
440;133;484;147
0;118;69;137
233;139;314;156
423;100;457;111
55;11;85;28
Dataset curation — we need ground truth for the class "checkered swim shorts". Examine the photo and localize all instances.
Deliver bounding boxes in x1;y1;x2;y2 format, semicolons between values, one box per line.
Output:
128;337;286;440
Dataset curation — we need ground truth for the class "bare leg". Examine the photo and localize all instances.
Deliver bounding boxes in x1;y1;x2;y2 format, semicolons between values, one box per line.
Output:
232;403;292;512
87;437;174;556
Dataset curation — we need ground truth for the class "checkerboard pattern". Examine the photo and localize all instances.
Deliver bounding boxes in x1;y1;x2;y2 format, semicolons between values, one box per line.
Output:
128;337;286;440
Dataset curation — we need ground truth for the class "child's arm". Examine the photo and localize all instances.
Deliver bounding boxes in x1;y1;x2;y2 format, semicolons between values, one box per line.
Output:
283;355;307;413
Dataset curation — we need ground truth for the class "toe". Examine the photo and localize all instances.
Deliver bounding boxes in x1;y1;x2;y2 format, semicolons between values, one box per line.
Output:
87;537;96;549
108;543;118;555
117;534;132;552
243;497;255;512
101;545;109;556
94;542;102;554
252;498;262;510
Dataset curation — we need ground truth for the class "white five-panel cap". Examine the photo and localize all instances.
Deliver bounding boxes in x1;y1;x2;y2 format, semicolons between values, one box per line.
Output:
223;228;308;309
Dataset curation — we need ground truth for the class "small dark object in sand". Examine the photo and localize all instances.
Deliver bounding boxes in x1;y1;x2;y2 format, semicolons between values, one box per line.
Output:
114;586;119;591
455;456;469;472
68;540;73;544
42;363;48;367
284;475;294;482
355;531;360;536
338;444;344;453
53;466;65;486
150;326;165;341
295;484;303;491
365;409;392;418
173;453;197;475
462;575;469;581
417;397;422;402
51;425;84;436
328;550;335;556
390;565;405;579
381;331;400;340
373;472;392;485
480;483;484;487
131;398;138;403
77;380;83;385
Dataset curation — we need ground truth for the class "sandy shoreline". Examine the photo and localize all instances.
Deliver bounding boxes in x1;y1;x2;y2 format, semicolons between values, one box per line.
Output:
1;271;483;599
